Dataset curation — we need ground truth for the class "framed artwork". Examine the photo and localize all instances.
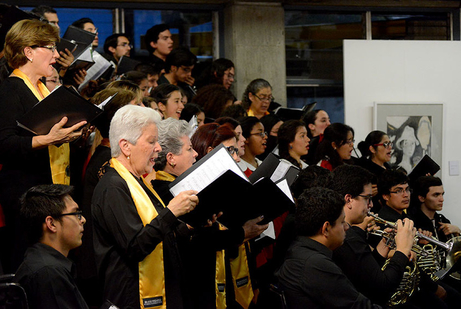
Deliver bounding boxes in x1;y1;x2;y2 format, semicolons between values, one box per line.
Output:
374;103;443;175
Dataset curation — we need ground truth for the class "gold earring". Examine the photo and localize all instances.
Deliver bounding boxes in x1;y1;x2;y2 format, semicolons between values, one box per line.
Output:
169;162;176;167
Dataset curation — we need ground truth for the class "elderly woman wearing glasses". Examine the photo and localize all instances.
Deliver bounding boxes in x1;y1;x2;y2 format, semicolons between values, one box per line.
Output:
242;78;273;119
0;19;86;273
92;105;198;308
315;122;355;171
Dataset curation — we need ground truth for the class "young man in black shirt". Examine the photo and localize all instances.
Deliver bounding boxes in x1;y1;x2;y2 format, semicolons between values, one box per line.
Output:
15;184;88;309
332;165;415;306
276;187;380;309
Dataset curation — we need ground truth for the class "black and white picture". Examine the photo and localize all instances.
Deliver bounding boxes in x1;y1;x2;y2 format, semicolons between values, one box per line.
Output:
387;116;432;174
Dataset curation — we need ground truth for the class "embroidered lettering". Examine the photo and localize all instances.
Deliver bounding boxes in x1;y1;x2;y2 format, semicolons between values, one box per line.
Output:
236;276;249;288
143;297;163;307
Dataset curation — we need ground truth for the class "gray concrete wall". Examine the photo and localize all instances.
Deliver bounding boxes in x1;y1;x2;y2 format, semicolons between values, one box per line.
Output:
224;1;287;106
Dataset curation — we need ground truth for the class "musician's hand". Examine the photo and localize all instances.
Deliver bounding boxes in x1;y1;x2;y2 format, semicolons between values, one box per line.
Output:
417;228;432;245
395;218;415;257
371;184;378;197
242;216;268;242
438;222;461;236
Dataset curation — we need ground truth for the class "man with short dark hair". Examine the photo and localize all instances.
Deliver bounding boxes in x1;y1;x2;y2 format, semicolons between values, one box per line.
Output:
103;33;132;64
158;47;197;101
32;5;59;29
332;165;414;306
14;184;88;309
276;187;380;308
410;176;460;242
145;24;173;63
377;170;461;308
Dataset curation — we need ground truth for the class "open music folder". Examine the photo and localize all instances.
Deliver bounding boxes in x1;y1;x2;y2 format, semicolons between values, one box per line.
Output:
17;86;105;135
169;144;294;228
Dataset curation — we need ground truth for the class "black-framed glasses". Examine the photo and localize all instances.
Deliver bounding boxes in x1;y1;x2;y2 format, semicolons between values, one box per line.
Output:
226;146;239;156
345;139;355;145
357;194;373;204
32;44;57;53
55;210;84;221
374;141;393;148
389;187;412;195
250;131;267;138
253;94;274;102
117;42;133;48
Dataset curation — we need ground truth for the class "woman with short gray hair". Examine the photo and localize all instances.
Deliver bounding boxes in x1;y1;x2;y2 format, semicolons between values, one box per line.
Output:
152;117;197;203
92;105;198;308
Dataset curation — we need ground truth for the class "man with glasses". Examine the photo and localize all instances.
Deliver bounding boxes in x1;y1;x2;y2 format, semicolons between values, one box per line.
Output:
332;165;415;307
103;33;132;65
376;169;461;307
158;47;197;102
14;184;89;309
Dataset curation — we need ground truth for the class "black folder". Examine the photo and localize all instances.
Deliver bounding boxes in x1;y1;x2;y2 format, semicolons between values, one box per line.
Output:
408;154;440;183
248;153;300;186
274;102;317;121
178;170;292;229
17;86;103;135
62;25;95;62
117;56;141;75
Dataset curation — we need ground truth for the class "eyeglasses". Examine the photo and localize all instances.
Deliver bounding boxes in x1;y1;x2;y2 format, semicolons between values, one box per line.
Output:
55;210;84;221
253;94;274;102
250;131;267;138
226;146;239;156
345;139;355;145
224;72;235;80
357;194;373;204
374;141;393;148
117;43;133;48
389;187;412;195
32;44;57;53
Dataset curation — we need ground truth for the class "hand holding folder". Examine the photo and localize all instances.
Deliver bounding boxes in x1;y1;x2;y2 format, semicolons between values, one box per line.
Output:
17;86;104;135
169;145;294;228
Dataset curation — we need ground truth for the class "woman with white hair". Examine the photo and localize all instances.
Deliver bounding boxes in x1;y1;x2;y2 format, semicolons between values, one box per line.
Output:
152;118;198;203
92;105;198;309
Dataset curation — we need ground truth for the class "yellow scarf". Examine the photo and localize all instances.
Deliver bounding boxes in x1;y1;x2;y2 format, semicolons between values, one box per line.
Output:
230;242;254;309
111;158;167;309
13;69;70;185
155;170;176;182
247;108;269;118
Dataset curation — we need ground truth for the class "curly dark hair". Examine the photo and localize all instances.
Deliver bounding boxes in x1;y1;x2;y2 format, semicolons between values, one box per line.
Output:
295;187;344;237
330;165;374;198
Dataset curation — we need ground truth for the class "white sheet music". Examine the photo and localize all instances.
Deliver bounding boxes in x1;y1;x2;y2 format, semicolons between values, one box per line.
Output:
270;159;292;183
256;221;275;241
169;146;248;196
276;179;294;203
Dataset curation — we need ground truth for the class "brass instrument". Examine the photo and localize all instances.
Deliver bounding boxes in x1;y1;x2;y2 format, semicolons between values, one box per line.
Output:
381;258;420;307
368;212;461;281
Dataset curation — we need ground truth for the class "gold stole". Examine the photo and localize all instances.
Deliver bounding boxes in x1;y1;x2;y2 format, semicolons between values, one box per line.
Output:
12;69;70;185
230;242;254;309
216;224;227;309
155;170;176;182
111;158;167;309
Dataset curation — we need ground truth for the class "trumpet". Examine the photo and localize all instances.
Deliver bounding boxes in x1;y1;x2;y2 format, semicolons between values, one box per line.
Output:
367;212;452;252
367;213;431;258
368;212;461;281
